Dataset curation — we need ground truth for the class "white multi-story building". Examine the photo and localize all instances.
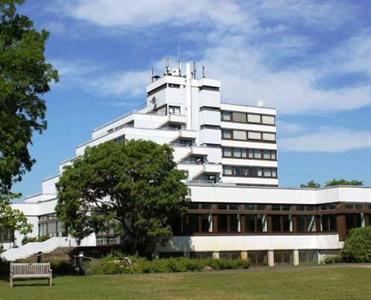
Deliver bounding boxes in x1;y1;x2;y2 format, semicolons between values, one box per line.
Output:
1;63;370;265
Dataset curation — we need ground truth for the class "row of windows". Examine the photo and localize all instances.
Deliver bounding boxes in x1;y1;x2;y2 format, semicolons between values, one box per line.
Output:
181;214;341;234
221;111;275;125
222;129;276;142
222;147;277;160
223;166;277;178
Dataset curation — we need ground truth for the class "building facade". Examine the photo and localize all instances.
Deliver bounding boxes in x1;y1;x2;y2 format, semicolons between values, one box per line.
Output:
2;63;370;265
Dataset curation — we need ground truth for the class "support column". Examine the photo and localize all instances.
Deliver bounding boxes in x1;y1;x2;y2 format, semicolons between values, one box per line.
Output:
361;213;366;227
240;251;248;261
268;250;274;267
336;214;347;241
293;249;299;266
317;250;322;264
267;215;272;234
212;252;220;260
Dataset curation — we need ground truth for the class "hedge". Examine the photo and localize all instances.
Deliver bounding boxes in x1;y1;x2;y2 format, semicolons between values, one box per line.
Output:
342;226;371;263
85;256;250;275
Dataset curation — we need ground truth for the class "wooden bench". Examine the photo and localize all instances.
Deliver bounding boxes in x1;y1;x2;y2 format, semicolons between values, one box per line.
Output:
10;263;52;287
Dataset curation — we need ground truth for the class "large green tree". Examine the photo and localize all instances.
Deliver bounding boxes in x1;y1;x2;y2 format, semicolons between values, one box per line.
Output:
0;0;58;235
56;140;189;256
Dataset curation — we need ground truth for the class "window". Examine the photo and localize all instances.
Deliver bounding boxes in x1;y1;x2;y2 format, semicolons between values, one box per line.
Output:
222;147;232;157
272;215;291;232
168;106;180;115
218;204;228;210
221;111;232;121
38;213;66;238
200;214;211;232
262;115;275;125
233;130;247;140
346;214;362;231
246;215;264;232
217;215;239;233
254;149;262;159
223;166;233;176
232;112;247;123
0;230;14;242
222;129;232;139
230;215;239;232
247;114;261;123
248;131;262;140
233;148;242;158
200;203;212;209
297;215;316;232
218;215;228;232
271;151;276;160
229;204;240;210
321;215;336;232
262;132;276;141
263;150;271;160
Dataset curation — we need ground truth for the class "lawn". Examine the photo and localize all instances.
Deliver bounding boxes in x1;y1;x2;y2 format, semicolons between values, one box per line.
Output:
1;265;371;300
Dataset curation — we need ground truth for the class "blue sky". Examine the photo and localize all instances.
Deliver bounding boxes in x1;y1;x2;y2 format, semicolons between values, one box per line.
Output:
14;0;371;198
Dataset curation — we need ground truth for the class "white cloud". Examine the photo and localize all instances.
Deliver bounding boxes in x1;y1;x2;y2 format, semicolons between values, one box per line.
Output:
280;128;371;152
277;121;306;136
56;0;371;115
62;0;251;30
250;0;355;29
90;70;150;97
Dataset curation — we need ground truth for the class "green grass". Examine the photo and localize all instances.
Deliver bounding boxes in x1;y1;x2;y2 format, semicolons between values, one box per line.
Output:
1;265;371;300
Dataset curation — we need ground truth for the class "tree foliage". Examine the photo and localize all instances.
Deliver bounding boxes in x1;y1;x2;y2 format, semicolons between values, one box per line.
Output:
0;0;58;192
56;140;189;256
0;193;31;235
0;0;58;236
325;178;362;187
300;180;320;188
300;178;363;188
342;226;371;263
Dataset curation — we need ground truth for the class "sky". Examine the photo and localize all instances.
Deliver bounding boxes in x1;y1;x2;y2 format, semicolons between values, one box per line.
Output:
13;0;371;198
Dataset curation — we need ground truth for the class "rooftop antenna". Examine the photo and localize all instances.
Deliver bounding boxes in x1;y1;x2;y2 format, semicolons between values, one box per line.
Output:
202;65;206;78
193;61;197;79
151;66;154;82
177;43;181;72
166;57;170;75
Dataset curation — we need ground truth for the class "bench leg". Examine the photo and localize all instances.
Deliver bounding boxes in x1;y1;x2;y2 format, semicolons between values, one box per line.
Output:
10;277;13;288
49;276;52;287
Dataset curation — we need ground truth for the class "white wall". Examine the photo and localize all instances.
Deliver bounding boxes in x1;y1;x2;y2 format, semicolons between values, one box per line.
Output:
159;234;343;252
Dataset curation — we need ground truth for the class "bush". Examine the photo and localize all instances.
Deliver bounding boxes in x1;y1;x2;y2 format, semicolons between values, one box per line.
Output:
0;259;10;277
51;261;75;275
85;256;250;275
22;235;50;245
342;226;371;263
324;255;342;264
86;256;122;274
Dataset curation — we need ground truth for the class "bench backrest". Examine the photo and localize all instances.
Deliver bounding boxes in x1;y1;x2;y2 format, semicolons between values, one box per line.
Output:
10;263;51;276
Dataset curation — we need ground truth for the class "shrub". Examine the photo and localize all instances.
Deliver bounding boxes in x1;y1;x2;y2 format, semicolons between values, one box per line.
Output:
85;256;250;275
86;256;122;274
324;255;342;264
51;261;75;275
22;235;50;245
0;259;10;277
342;226;371;263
